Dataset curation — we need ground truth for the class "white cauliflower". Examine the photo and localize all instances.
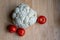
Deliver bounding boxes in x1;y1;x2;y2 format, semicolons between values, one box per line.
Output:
12;3;37;28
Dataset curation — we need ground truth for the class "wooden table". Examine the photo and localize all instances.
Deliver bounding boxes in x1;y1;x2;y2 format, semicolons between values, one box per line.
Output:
0;0;60;40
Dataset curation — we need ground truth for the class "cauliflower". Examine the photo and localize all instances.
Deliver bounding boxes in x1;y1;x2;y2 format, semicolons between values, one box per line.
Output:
12;3;37;28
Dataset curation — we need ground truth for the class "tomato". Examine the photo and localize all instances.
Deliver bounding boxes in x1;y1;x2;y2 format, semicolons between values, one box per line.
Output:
8;25;17;33
16;28;25;36
37;16;47;24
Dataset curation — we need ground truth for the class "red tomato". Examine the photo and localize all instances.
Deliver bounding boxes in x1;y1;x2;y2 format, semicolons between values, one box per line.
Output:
8;25;17;33
37;16;47;24
17;28;25;36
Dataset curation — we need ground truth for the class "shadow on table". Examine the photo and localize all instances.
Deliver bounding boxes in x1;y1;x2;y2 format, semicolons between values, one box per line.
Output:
53;0;60;27
5;4;17;32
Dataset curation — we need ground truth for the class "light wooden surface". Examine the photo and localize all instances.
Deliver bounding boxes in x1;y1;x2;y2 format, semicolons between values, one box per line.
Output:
0;0;60;40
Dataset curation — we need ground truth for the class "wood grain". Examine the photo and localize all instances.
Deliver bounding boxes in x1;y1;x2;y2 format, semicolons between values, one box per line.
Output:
0;0;60;40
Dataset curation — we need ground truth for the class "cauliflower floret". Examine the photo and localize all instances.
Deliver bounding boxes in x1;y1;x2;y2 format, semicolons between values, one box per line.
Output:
12;3;37;28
